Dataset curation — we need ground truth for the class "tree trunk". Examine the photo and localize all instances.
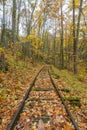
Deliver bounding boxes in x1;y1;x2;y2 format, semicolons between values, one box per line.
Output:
12;0;16;43
1;0;6;47
73;0;77;73
73;0;83;74
17;0;22;36
27;0;38;35
60;0;64;69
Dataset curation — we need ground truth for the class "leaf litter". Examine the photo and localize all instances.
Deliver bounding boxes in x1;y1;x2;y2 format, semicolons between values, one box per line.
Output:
0;61;41;130
53;74;87;130
15;68;75;130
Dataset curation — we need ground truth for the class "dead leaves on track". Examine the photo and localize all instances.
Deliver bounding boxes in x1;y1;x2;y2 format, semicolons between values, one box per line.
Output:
0;60;41;130
15;70;74;130
51;67;87;130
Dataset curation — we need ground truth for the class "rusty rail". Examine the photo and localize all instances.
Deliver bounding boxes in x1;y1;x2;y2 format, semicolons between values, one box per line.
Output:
48;70;80;130
7;67;44;130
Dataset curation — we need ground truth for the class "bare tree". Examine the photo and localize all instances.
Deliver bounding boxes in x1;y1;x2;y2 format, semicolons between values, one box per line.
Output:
27;0;38;35
17;0;22;36
60;0;64;69
1;0;6;47
73;0;83;74
12;0;16;42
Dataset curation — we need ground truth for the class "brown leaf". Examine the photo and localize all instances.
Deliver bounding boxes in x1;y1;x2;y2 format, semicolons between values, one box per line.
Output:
64;123;74;130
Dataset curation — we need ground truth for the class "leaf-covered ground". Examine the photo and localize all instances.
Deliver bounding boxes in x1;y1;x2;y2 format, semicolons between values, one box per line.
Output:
0;51;42;130
50;66;87;130
0;50;87;130
15;68;75;130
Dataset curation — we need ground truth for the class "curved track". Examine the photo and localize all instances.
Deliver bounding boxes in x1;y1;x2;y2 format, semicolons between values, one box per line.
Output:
7;66;80;130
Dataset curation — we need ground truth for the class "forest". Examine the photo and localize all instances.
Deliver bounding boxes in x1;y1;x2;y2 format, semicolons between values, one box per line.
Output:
0;0;87;130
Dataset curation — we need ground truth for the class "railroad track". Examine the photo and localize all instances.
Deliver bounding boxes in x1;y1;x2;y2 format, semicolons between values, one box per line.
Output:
7;66;80;130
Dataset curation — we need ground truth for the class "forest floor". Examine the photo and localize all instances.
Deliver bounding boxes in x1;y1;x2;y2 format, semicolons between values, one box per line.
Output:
0;50;43;130
50;66;87;130
0;50;87;130
14;67;75;130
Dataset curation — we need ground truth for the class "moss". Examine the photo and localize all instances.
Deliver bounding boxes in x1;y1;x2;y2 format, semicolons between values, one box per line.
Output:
60;88;71;92
64;96;80;102
53;73;60;79
64;96;81;107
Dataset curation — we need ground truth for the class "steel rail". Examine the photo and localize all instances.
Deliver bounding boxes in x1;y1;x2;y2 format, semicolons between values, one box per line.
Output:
7;67;80;130
48;70;80;130
7;67;44;130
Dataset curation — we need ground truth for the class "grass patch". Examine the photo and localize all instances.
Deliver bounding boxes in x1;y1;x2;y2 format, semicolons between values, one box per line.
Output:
0;88;6;93
52;73;60;79
50;66;86;91
64;96;80;102
8;57;16;69
50;66;87;101
76;75;85;82
60;88;71;93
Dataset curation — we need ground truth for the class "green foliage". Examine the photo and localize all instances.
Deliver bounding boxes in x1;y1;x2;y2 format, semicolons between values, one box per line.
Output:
0;47;5;53
0;88;6;93
17;61;25;69
50;66;87;100
64;96;80;101
16;51;22;57
64;96;81;107
52;73;60;79
8;57;15;68
23;34;44;48
8;54;26;73
22;34;44;58
2;94;8;99
60;88;71;93
76;75;84;82
0;88;7;99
